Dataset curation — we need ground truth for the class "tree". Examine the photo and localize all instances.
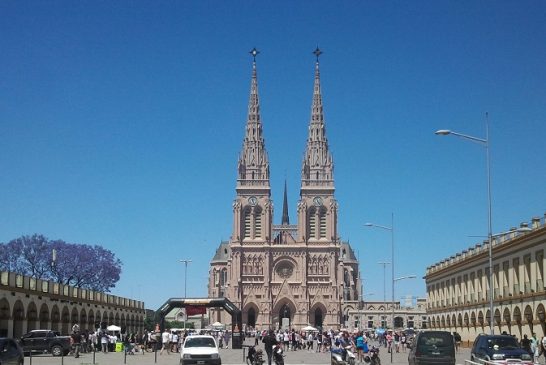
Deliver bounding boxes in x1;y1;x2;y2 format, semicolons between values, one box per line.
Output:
0;234;122;292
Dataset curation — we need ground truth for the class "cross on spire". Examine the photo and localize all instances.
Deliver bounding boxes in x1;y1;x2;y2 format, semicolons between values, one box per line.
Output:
249;47;260;62
313;47;323;62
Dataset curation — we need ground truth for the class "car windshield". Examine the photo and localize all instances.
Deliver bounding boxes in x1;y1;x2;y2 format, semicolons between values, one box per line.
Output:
417;333;454;355
185;338;216;348
487;337;519;350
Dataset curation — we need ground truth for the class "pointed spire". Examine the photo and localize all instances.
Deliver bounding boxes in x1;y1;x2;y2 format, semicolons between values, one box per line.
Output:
282;179;290;225
237;48;270;190
301;47;334;188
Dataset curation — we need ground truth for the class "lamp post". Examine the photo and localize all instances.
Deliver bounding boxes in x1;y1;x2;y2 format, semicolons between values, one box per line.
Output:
179;259;192;330
435;113;494;334
377;261;390;328
365;214;395;363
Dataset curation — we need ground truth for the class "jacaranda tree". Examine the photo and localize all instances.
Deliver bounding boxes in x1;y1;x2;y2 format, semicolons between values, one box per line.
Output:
0;234;122;292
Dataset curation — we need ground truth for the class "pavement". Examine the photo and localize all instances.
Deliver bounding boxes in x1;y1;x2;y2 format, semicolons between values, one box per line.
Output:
22;339;478;365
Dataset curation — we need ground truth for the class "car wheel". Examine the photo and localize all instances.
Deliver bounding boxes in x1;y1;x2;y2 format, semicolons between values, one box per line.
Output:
51;345;63;356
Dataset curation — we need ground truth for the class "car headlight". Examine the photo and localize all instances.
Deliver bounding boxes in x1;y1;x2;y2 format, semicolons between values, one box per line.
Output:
521;353;532;360
492;354;505;360
183;354;192;359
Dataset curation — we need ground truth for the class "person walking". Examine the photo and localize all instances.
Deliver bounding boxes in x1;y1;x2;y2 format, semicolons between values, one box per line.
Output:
100;331;109;353
262;330;277;365
160;329;170;355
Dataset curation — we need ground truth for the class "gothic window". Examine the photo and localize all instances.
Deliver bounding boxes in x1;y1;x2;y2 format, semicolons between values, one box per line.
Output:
319;207;327;238
243;207;251;239
308;207;317;239
254;207;262;238
220;269;227;287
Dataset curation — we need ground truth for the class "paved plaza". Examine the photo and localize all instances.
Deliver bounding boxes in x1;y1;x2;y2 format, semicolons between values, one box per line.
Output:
22;339;478;365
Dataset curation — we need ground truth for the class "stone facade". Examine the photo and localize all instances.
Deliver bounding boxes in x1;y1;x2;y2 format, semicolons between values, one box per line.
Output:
207;53;361;331
347;298;428;331
0;271;145;337
425;215;546;342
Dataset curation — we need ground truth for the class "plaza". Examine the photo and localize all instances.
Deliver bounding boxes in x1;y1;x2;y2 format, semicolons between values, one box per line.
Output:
19;337;477;365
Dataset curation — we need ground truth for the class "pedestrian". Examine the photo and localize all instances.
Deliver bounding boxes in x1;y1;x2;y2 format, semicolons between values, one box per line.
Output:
71;329;82;358
100;331;109;353
530;333;539;364
262;330;277;365
160;328;170;355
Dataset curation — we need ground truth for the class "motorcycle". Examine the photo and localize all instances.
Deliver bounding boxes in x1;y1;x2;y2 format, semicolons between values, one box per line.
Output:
364;345;381;365
272;344;285;365
331;345;356;365
246;345;264;365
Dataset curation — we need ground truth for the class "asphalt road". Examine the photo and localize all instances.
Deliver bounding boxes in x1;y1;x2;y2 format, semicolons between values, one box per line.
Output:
22;339;480;365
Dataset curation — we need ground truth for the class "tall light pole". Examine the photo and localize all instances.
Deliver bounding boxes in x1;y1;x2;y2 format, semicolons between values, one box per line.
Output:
436;112;493;334
377;261;391;327
179;259;192;331
365;214;395;363
179;259;192;298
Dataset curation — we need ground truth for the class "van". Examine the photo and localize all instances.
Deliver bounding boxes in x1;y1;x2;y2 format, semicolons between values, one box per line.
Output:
408;331;455;365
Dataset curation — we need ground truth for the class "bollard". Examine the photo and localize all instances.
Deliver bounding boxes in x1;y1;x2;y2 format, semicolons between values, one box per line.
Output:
61;350;64;365
243;346;246;362
29;349;32;365
124;346;127;364
155;342;158;363
93;343;96;365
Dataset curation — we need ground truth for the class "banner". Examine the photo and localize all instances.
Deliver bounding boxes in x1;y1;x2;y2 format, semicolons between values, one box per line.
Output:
185;305;207;316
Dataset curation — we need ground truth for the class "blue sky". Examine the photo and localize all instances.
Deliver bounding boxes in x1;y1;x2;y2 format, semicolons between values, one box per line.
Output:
1;1;545;310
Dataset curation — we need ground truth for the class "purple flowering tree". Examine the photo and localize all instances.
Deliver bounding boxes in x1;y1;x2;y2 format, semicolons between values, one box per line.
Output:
0;234;122;292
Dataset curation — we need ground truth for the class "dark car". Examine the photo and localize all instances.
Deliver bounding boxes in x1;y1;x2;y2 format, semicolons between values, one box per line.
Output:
408;331;455;365
0;338;24;365
470;334;533;364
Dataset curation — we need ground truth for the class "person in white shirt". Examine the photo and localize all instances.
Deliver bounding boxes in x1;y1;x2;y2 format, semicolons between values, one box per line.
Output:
160;329;170;355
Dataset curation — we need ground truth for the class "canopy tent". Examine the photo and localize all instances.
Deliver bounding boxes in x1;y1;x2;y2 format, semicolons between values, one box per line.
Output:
302;326;318;331
211;322;225;329
107;325;121;331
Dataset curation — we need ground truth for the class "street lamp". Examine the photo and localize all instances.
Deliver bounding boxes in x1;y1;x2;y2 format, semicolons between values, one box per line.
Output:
435;113;495;333
377;261;390;327
179;259;192;330
365;214;396;363
179;259;192;298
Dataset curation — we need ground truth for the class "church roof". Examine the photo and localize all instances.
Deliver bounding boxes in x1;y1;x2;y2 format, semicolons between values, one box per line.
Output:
211;241;230;263
340;241;358;262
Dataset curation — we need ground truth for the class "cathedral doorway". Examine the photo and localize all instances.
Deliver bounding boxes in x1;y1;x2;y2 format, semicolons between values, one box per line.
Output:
314;308;323;328
247;308;256;328
279;304;291;328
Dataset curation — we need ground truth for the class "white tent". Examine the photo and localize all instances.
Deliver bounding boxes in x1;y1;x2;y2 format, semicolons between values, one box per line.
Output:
107;325;121;331
302;325;318;331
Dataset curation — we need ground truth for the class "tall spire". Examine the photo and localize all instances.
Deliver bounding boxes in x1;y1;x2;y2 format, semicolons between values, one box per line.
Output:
237;48;270;190
301;47;334;188
281;179;290;225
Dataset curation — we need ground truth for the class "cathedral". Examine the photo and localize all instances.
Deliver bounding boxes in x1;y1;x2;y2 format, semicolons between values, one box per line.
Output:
207;49;361;331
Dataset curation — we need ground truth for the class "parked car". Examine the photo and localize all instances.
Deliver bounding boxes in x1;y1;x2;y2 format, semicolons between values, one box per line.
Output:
180;335;221;365
19;330;71;356
470;334;533;364
408;330;455;365
0;337;24;365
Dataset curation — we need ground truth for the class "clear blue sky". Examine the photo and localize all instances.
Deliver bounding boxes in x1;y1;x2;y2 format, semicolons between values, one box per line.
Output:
1;1;545;310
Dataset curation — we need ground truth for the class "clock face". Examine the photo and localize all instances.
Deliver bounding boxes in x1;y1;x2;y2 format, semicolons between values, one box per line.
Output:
313;196;323;206
248;196;258;206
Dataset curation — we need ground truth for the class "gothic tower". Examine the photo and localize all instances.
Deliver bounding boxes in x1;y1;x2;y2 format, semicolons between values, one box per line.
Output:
232;49;273;245
298;48;338;244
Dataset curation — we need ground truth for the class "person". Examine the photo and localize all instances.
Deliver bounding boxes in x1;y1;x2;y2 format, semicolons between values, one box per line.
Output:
453;332;461;352
160;329;170;355
262;330;277;365
71;329;82;358
355;332;365;363
522;334;532;355
100;331;109;353
530;333;539;364
541;335;546;362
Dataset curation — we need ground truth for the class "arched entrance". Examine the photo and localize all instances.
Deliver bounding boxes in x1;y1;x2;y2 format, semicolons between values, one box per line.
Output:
248;308;256;328
314;308;323;328
279;304;291;329
394;316;404;329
